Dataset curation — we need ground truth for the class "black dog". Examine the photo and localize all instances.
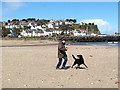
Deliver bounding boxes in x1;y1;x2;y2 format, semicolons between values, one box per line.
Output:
72;54;88;69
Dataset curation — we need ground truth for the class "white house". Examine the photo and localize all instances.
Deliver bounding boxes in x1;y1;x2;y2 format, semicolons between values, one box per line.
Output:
47;23;54;29
72;30;87;36
36;26;43;29
20;29;53;37
91;33;97;36
52;29;62;34
98;34;107;37
65;21;74;25
59;21;63;25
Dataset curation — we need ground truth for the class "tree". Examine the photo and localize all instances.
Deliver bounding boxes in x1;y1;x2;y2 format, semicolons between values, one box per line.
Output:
8;20;11;23
2;26;10;37
59;24;69;34
21;19;28;22
73;19;77;23
92;23;94;25
11;19;19;25
88;23;92;25
59;24;74;34
36;19;49;26
27;18;36;21
23;26;31;30
66;19;77;23
13;27;22;35
12;19;19;22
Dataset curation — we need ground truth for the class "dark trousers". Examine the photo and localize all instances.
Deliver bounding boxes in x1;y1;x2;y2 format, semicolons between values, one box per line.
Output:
56;56;68;68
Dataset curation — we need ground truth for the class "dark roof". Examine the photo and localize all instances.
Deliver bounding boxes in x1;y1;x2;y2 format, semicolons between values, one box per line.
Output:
45;29;53;32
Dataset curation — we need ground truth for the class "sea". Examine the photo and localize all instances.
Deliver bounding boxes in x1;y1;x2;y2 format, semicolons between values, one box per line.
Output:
67;41;120;46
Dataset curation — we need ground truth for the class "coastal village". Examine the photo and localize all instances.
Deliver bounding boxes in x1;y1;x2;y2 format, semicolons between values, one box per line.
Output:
0;18;104;38
0;18;119;38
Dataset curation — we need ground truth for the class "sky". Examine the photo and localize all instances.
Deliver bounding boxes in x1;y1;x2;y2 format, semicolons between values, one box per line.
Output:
1;1;119;34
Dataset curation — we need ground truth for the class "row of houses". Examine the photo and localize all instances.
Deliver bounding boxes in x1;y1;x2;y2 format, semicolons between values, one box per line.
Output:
19;29;93;37
20;29;62;37
1;19;100;37
1;20;74;29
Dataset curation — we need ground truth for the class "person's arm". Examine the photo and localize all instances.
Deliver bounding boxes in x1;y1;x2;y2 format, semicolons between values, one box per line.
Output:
58;44;67;51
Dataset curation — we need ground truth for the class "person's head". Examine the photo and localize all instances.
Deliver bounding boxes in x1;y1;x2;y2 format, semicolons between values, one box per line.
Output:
62;40;66;45
59;37;66;45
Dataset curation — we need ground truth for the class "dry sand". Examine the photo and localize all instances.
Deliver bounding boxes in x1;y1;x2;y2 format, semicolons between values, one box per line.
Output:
1;40;118;88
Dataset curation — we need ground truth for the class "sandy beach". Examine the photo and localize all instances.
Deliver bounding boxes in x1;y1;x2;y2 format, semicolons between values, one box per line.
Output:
1;40;118;88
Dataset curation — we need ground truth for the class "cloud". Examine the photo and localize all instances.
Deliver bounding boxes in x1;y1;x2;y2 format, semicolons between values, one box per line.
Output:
81;19;110;34
3;1;25;11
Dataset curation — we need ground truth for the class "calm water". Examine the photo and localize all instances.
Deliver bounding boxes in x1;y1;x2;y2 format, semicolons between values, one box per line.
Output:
67;41;120;46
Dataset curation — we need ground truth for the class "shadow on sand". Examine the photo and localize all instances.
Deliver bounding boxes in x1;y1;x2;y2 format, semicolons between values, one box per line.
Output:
56;66;87;70
60;66;71;70
75;67;86;69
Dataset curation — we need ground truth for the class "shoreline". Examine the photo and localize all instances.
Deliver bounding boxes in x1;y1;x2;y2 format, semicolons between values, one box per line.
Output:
0;40;119;47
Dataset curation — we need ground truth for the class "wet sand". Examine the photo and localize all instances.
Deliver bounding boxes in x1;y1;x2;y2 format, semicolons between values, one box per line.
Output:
1;40;118;88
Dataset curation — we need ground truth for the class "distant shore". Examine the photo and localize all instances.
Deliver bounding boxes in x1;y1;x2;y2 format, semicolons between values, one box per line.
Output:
1;35;119;42
1;39;119;48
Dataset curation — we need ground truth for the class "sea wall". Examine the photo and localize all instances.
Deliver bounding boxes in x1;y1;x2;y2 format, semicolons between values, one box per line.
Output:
57;36;120;42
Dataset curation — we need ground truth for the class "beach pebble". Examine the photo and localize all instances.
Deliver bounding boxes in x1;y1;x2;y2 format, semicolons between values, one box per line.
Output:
110;78;113;80
57;85;63;88
51;81;54;83
97;80;102;82
67;77;71;80
89;55;93;57
8;79;10;81
41;80;44;83
91;82;94;85
60;84;64;87
88;74;90;76
24;84;27;87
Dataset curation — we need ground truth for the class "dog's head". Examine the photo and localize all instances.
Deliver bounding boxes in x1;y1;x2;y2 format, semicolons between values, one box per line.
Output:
77;55;83;58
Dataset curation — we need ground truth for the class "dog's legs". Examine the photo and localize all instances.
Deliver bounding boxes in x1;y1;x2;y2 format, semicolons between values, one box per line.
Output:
76;64;80;69
71;62;76;68
83;63;88;68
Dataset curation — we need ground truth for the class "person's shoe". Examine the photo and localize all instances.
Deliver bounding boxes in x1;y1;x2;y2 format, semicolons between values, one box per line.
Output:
61;66;66;69
56;67;61;70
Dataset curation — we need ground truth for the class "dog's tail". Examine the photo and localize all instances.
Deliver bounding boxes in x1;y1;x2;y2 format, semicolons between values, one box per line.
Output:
83;63;88;68
72;55;76;60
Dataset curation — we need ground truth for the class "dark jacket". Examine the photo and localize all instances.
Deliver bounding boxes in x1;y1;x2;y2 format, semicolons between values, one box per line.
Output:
58;41;67;58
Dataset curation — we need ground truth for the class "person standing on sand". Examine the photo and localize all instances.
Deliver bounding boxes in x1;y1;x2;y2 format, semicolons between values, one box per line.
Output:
56;39;68;69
